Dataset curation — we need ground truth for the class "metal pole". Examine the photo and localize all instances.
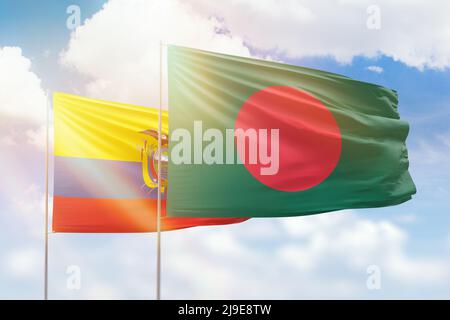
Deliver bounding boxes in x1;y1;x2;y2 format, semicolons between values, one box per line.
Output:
44;92;50;300
156;41;163;300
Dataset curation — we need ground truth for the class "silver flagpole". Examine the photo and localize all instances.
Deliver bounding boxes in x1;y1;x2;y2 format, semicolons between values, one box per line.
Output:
44;91;50;300
156;41;163;300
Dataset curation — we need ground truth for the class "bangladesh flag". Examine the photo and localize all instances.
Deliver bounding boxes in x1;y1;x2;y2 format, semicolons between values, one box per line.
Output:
167;46;416;218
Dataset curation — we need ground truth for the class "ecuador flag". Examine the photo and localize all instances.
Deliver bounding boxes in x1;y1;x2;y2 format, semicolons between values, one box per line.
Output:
166;46;416;218
53;93;247;232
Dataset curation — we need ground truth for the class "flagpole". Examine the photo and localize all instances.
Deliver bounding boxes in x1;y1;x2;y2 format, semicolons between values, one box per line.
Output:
44;91;50;300
156;40;163;300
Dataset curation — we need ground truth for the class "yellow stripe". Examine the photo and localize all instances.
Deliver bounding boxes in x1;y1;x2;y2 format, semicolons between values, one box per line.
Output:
54;92;168;162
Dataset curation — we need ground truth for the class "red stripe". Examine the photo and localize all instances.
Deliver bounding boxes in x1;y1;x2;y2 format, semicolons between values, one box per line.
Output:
53;196;247;233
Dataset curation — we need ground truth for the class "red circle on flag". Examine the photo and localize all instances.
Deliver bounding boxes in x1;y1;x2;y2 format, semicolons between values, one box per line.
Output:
235;86;342;192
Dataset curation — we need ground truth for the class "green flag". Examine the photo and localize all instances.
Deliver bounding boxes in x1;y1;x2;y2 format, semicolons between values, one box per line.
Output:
167;46;416;218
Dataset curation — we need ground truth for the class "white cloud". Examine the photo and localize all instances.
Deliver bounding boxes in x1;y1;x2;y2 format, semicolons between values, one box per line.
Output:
12;184;45;217
394;214;417;224
8;211;445;299
42;50;51;59
60;0;253;106
191;0;450;70
10;184;46;237
160;212;450;298
85;284;123;300
0;46;51;299
278;212;448;285
26;125;47;149
411;133;450;166
3;248;41;279
367;65;384;73
59;0;450;108
0;134;17;146
0;47;47;123
386;253;448;284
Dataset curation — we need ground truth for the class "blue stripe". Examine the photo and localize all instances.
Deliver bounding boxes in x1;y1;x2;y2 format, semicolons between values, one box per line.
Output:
54;156;162;199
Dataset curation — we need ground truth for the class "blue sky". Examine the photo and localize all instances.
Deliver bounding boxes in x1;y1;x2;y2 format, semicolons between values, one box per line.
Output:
0;0;105;90
1;0;450;299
